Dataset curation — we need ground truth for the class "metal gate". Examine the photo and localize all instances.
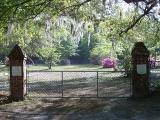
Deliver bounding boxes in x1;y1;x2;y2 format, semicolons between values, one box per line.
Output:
27;71;131;98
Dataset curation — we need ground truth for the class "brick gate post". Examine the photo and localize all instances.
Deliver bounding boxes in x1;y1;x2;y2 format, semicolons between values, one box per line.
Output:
131;42;150;98
8;44;27;101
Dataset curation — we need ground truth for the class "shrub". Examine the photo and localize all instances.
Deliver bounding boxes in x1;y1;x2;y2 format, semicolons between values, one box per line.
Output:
102;57;117;68
60;59;71;65
5;57;9;66
149;57;156;68
90;44;112;65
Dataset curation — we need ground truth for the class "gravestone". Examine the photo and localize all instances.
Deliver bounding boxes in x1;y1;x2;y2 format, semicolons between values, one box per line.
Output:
8;44;27;101
131;42;150;98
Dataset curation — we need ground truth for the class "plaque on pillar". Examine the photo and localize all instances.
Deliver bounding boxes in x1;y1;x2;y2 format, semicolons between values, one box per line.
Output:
12;66;22;76
136;64;146;75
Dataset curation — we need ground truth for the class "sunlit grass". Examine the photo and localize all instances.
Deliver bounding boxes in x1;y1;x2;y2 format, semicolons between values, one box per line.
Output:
27;64;115;71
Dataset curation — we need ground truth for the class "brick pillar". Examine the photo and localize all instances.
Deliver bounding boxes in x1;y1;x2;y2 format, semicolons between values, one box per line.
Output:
131;42;150;98
8;44;27;101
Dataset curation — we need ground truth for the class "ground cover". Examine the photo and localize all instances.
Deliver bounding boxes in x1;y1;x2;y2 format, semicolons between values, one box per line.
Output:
1;95;160;120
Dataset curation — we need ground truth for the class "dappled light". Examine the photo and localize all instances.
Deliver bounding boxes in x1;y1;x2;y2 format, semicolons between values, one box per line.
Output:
1;96;160;119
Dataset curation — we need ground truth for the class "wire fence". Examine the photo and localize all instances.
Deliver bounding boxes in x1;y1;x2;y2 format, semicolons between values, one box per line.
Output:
0;64;159;98
149;61;160;91
0;66;10;96
150;71;160;89
27;71;132;98
0;65;158;99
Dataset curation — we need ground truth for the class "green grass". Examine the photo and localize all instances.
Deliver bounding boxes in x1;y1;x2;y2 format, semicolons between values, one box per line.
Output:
27;64;115;71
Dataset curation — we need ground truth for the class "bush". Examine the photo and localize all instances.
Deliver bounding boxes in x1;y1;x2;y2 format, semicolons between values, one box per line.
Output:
90;44;112;65
90;55;102;65
149;57;156;68
102;57;117;68
60;59;71;65
4;57;9;66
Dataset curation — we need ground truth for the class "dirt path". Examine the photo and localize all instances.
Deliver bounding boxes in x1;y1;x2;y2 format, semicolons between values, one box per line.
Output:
1;96;160;120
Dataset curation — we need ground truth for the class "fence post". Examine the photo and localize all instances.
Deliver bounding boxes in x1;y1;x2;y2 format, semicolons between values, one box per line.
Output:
26;70;28;95
97;71;99;97
62;72;64;98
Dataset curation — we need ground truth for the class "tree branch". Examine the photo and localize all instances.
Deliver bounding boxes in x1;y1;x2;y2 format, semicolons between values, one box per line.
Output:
65;0;92;9
119;1;157;35
56;0;93;14
0;0;93;22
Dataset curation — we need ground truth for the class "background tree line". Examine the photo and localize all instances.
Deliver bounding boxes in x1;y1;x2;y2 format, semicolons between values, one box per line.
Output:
0;0;160;71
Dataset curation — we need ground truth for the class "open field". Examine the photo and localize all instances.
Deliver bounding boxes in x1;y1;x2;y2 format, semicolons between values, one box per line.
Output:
0;64;123;72
27;64;117;71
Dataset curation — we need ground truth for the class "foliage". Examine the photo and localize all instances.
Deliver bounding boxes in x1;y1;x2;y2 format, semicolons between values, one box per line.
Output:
121;45;132;72
102;57;117;68
149;57;156;68
75;36;90;63
59;39;77;59
74;33;97;64
90;43;112;65
0;0;160;70
0;15;80;67
39;46;60;65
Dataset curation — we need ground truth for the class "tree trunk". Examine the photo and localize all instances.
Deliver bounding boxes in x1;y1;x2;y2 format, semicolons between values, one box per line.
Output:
48;60;52;69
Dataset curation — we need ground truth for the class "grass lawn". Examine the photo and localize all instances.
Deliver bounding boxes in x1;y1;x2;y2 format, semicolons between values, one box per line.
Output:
27;64;116;71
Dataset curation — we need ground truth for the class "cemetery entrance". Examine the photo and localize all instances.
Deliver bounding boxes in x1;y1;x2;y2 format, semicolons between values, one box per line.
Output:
27;70;131;98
